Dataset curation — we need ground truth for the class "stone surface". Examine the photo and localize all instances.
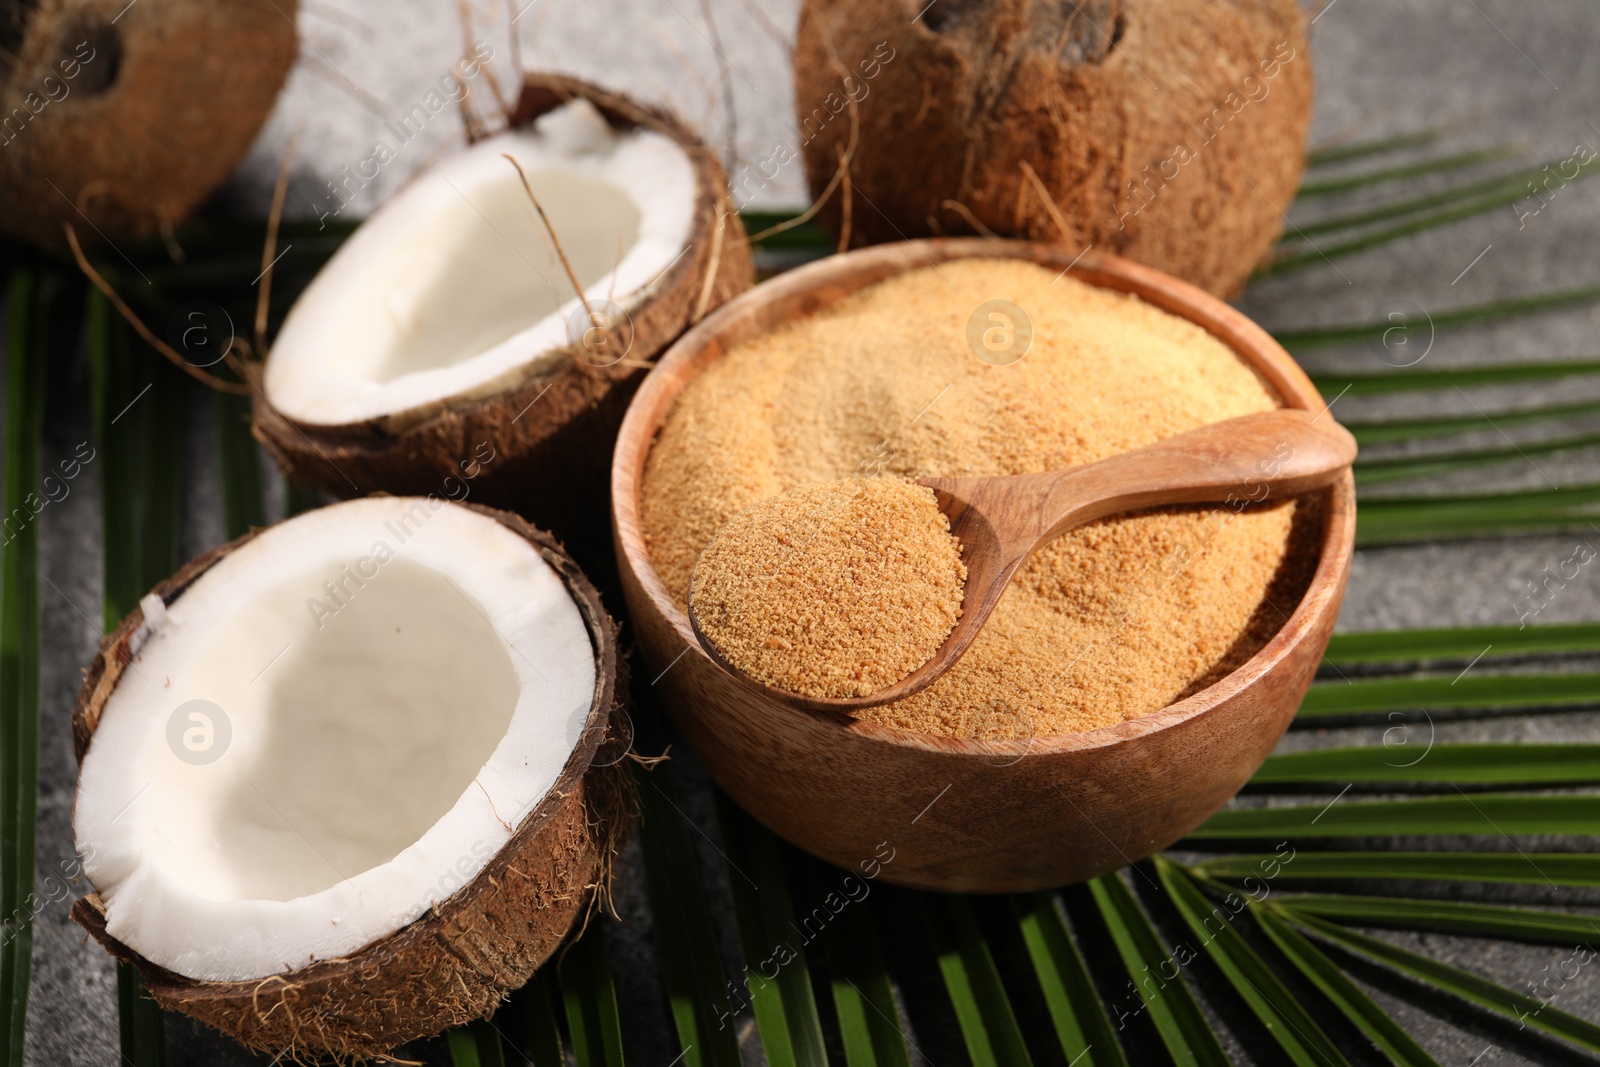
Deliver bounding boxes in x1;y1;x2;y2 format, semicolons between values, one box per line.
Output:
15;0;1600;1063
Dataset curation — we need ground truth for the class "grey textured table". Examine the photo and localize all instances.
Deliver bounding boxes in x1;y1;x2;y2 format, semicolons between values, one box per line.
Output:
17;0;1600;1063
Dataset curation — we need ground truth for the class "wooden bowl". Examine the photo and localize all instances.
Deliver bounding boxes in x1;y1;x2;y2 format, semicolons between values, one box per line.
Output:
611;239;1355;893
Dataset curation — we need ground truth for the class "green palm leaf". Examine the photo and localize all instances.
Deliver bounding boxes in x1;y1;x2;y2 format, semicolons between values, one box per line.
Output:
1196;852;1600;886
1354;428;1600;486
1012;893;1128;1067
560;924;626;1067
1267;185;1539;276
1281;909;1600;1056
1347;397;1600;445
1273;287;1600;351
1086;873;1230;1067
1268;150;1600;274
517;972;565;1067
1312;356;1600;395
1325;622;1600;663
89;292;141;631
1250;904;1441;1067
1;269;47;1067
214;392;266;539
1299;673;1600;718
1154;859;1349;1067
1252;744;1600;786
921;895;1034;1067
447;1018;508;1067
137;370;187;596
634;762;742;1067
740;211;835;249
715;793;828;1067
1305;129;1444;167
1284;161;1572;241
1275;896;1600;945
115;970;165;1067
1192;794;1600;839
1355;502;1600;546
811;864;912;1067
1295;146;1516;197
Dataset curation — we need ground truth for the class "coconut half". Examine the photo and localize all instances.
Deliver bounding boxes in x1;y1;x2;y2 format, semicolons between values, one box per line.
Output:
254;75;753;571
71;496;631;1059
792;0;1311;297
0;0;298;247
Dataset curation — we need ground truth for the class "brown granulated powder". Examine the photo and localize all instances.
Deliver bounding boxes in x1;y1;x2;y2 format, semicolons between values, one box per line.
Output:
640;259;1322;738
689;478;967;699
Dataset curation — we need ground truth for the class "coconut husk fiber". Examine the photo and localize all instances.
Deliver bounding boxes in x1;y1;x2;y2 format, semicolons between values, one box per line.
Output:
252;74;754;580
0;0;298;248
793;0;1311;296
71;503;636;1063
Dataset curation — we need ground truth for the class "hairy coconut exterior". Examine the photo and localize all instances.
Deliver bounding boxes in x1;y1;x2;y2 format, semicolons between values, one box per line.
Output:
793;0;1311;296
253;74;754;580
0;0;298;248
71;503;635;1062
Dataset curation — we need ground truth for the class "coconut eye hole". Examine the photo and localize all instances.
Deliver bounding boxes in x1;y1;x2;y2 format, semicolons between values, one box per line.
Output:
60;14;122;97
1048;1;1124;65
920;0;983;34
919;0;1125;64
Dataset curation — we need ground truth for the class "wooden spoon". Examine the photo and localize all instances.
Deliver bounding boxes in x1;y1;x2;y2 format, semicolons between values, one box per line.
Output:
691;408;1357;713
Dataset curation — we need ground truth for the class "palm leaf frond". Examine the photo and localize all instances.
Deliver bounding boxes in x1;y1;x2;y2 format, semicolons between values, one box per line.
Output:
814;868;912;1067
559;925;625;1067
1197;852;1600;886
1305;128;1445;168
1086;873;1230;1066
1;269;47;1067
1274;895;1600;945
1347;397;1600;445
1301;673;1600;718
1281;910;1600;1056
634;761;742;1067
447;1018;508;1067
1325;622;1600;664
1252;744;1600;786
716;793;828;1067
921;894;1035;1067
1192;794;1600;840
1296;146;1516;197
1275;286;1600;352
1251;904;1442;1067
1155;859;1349;1067
1012;893;1128;1067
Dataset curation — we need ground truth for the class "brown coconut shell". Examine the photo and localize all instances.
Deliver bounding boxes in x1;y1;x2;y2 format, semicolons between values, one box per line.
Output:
792;0;1311;297
252;74;754;581
70;501;635;1062
0;0;298;248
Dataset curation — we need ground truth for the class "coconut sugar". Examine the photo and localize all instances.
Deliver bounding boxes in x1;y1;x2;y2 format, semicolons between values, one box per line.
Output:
690;478;966;699
641;259;1321;739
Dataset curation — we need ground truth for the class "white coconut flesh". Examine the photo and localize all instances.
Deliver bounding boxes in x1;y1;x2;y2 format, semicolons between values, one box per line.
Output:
73;497;597;982
264;98;699;426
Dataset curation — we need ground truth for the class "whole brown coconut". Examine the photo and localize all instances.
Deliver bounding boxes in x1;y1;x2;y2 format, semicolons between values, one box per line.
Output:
70;504;634;1062
793;0;1311;296
0;0;298;248
253;74;753;581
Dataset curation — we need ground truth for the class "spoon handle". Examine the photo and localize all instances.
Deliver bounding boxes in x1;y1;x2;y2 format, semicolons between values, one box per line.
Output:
925;409;1356;560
